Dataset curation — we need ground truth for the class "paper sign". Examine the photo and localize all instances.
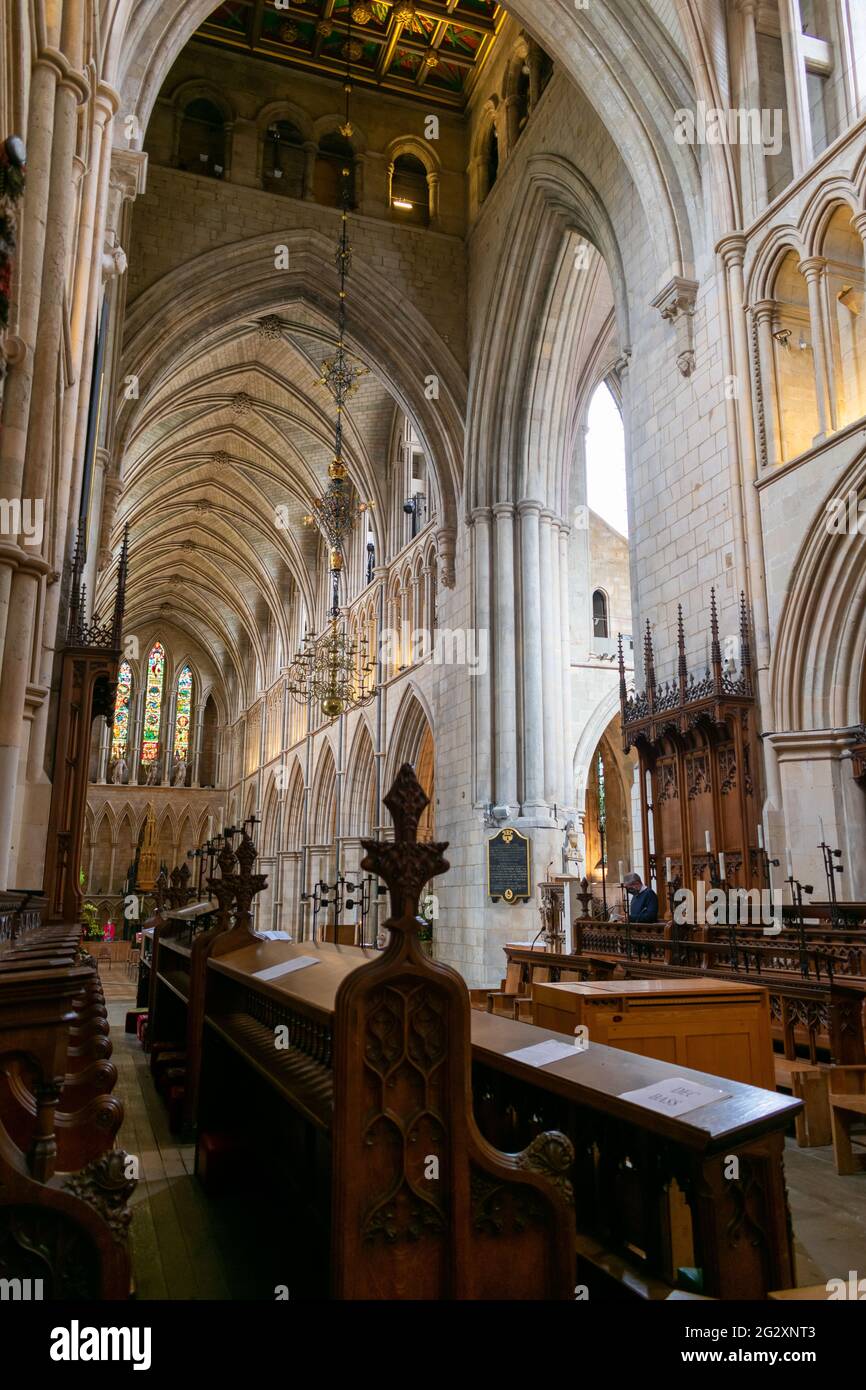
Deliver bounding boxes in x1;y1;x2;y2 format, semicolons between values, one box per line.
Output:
252;955;320;982
505;1040;582;1069
618;1077;730;1117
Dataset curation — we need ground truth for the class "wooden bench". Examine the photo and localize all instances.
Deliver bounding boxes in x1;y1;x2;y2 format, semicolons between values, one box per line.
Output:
828;1065;866;1174
0;909;136;1297
193;767;576;1300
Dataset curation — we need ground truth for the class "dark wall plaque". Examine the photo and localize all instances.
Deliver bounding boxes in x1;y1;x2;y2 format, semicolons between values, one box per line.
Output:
487;829;531;903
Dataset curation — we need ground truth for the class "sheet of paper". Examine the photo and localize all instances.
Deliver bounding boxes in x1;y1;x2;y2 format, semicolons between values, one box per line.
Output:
618;1077;730;1117
505;1039;581;1068
252;955;320;982
254;931;292;941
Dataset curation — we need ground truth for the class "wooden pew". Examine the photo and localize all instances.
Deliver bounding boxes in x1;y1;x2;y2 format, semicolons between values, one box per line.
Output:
0;917;136;1297
195;766;577;1300
471;1010;800;1300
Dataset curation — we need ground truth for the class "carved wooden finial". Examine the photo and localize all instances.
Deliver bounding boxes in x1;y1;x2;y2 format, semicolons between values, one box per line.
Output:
361;763;449;924
739;590;752;692
643;619;656;712
677;604;688;703
617;631;627;708
710;587;722;693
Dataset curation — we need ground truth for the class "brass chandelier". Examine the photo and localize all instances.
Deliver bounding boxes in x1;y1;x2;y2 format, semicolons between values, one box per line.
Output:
288;21;376;721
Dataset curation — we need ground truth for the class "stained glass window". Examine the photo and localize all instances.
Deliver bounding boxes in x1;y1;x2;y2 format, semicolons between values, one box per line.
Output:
141;642;165;764
173;665;193;763
111;661;133;761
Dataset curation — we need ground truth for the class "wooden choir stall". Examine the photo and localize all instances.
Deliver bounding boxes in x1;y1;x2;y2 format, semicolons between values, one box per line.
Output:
0;896;136;1297
487;593;866;1175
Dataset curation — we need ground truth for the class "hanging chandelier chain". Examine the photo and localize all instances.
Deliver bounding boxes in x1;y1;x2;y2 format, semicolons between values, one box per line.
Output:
294;13;377;721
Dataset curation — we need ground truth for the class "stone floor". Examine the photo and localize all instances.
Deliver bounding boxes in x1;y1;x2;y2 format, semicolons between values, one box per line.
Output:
100;967;866;1299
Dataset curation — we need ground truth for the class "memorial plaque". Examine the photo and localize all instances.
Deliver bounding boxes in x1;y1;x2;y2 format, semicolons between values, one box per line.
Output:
487;829;531;903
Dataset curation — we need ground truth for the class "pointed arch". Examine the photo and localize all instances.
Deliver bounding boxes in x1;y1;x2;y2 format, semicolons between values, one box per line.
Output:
310;742;337;846
345;719;376;838
282;756;306;848
385;685;434;790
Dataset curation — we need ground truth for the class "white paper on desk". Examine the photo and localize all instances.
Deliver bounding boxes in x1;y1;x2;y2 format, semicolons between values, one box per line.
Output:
252;955;320;982
505;1040;581;1068
618;1077;730;1117
254;931;292;941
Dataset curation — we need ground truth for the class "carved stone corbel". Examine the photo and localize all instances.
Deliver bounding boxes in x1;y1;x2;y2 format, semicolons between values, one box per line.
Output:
435;524;456;589
652;276;699;377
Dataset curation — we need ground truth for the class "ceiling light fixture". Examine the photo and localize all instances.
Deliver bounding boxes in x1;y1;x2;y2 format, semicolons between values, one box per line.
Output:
288;12;375;722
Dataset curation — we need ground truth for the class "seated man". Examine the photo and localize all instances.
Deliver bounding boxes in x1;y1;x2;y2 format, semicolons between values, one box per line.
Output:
624;872;658;923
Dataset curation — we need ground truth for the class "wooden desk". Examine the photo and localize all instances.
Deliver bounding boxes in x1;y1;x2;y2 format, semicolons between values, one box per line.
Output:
532;977;775;1090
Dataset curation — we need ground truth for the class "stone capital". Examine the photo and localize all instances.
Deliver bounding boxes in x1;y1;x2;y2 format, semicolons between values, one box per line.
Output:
716;233;747;271
750;297;777;324
798;255;827;281
516;498;544;518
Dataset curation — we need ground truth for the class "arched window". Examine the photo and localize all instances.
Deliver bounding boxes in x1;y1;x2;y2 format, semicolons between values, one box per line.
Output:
592;590;610;640
177;98;227;177
141;642;166;767
263;120;305;198
822;205;866;431
391;153;429;227
172;665;194;781
111;661;133;762
772;250;819;461
314;132;355;209
586;381;628;536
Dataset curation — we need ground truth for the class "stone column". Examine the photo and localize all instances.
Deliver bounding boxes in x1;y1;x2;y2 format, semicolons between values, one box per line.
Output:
799;256;834;439
191;697;206;788
752;299;783;469
539;510;560;804
733;1;769;222
558;521;573;802
130;678;145;785
778;0;813;177
97;722;111;784
472;508;493;806
0;51;88;887
162;687;177;785
718;234;783;814
518;500;545;815
0;54;62;661
492;504;517;810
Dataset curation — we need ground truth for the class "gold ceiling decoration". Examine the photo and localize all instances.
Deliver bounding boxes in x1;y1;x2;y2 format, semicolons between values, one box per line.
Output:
195;1;506;111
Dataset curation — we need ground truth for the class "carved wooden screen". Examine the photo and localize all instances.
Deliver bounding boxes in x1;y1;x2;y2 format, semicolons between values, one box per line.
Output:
620;594;763;906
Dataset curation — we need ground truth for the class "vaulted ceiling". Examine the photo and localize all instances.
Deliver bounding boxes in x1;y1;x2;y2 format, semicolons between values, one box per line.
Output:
112;303;398;703
195;0;506;109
